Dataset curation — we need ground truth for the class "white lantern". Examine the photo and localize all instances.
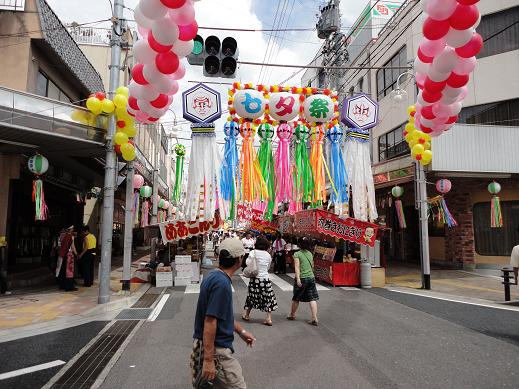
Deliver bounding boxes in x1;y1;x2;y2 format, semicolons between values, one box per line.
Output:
269;92;300;122
303;94;334;123
233;89;265;120
28;154;49;175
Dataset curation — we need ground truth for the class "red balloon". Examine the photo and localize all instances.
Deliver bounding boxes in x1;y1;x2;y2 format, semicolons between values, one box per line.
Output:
128;96;139;111
148;117;159;122
95;92;106;100
160;0;186;8
420;125;433;134
127;110;135;117
446;72;470;88
131;63;148;85
423;17;450;41
155;51;180;74
148;32;173;53
115;144;122;154
417;81;424;90
449;4;479;30
456;0;479;4
150;93;169;109
417;48;433;64
446;115;458;124
415;154;423;160
422;90;442;103
421;105;436;120
455;33;483;58
424;77;447;93
117;120;126;128
178;22;198;41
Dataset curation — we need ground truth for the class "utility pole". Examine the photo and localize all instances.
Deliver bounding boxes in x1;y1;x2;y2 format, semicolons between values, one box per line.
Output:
98;0;124;304
121;161;134;292
151;125;159;225
415;161;431;289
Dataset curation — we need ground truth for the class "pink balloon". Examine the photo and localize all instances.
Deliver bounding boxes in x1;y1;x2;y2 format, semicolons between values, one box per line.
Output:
415;72;427;86
168;2;195;25
169;62;186;80
449;102;463;116
178;22;198;41
414;58;429;75
445;27;474;48
427;66;450;82
167;80;179;95
136;111;149;123
457;87;468;101
419;37;446;57
152;17;179;46
137;25;150;39
133;40;156;64
140;0;168;20
452;56;476;75
133;174;145;189
443;85;463;98
432;103;451;118
426;0;457;21
432;47;459;74
143;63;163;83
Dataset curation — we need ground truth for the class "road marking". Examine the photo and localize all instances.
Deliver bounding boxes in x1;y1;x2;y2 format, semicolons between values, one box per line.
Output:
239;276;250;286
0;360;66;381
148;294;170;321
285;273;329;290
341;287;361;291
268;274;294;291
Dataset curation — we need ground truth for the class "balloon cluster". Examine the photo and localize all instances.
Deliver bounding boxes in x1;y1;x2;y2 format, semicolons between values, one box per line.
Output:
413;0;482;137
404;105;432;165
129;0;199;123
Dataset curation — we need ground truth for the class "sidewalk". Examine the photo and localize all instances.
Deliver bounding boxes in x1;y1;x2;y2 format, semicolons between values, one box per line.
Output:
385;262;519;303
0;252;151;337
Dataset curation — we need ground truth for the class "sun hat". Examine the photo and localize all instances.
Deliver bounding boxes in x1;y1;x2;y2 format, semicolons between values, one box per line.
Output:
219;237;245;258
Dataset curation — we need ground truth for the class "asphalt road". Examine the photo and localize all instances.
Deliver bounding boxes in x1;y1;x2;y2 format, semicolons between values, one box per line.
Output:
100;272;519;389
0;321;107;389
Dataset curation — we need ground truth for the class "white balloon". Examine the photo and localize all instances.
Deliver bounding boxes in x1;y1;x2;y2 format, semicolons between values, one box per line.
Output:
432;47;459;74
152;17;179;46
445;28;474;48
140;0;168;20
131;83;159;101
168;2;195;24
134;4;154;29
149;75;173;94
426;0;457;21
233;90;266;120
420;117;435;128
414;57;429;75
269;92;300;122
449;102;463;116
427;66;450;82
172;39;194;58
133;40;156;64
420;0;430;13
143;63;163;84
417;92;433;107
440;95;459;105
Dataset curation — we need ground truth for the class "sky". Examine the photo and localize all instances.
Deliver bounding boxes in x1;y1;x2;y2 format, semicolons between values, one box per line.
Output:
47;0;372;156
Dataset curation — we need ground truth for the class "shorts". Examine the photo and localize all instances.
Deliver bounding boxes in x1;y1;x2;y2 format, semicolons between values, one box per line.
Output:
292;277;319;302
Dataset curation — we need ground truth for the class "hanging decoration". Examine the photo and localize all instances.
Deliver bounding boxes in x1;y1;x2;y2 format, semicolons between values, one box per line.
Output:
219;122;240;220
257;123;276;220
129;0;198;123
326;126;348;217
293;123;313;208
140;185;152;227
429;179;457;227
274;123;294;204
172;144;186;204
391;185;406;229
411;0;482;152
28;154;49;221
133;173;144;226
239;122;267;203
309;125;327;205
488;181;503;228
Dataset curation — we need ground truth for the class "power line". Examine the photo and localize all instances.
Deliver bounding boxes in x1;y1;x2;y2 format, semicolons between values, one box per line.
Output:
238;60;411;70
257;0;284;84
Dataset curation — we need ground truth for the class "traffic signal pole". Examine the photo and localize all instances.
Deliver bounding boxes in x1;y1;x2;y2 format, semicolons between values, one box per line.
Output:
98;0;124;304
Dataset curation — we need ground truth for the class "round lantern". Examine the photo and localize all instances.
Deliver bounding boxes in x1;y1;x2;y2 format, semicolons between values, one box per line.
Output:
303;94;334;123
277;123;293;140
28;154;49;175
233;89;265;120
269;92;300;122
488;181;501;195
158;198;165;208
391;185;404;198
435;179;452;194
223;121;240;138
140;185;152;198
133;174;145;189
174;143;186;156
326;126;343;143
162;200;170;209
257;123;274;140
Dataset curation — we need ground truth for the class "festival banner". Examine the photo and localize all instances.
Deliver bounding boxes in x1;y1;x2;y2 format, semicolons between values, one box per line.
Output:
159;212;222;243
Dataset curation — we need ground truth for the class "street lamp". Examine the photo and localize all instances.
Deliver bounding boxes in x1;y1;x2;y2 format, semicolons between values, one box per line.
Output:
392;71;431;290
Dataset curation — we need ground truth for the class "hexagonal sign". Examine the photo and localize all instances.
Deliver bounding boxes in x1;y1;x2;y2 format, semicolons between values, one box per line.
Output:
341;93;379;130
182;83;222;124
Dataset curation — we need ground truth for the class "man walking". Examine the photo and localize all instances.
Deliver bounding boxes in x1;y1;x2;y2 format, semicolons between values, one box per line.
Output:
511;244;519;285
78;225;97;287
192;238;255;388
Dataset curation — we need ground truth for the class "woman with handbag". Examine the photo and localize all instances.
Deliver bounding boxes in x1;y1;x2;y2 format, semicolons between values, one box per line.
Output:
287;238;319;326
242;236;278;326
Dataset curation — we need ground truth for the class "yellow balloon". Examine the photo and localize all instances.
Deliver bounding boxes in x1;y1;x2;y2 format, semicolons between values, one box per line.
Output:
113;94;128;109
409;116;415;124
71;110;83;122
404;133;413;143
121;142;135;161
424;141;431;150
407;105;416;116
409;140;418;148
423;133;431;142
122;126;137;137
116;86;129;97
412;131;423;141
405;123;415;133
122;149;136;161
86;97;102;115
411;144;425;156
422;149;433;161
115;107;129;119
114;131;129;145
102;99;115;113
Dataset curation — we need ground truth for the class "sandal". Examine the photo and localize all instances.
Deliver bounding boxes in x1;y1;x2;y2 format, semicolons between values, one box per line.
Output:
263;321;273;326
307;320;319;326
286;316;296;321
241;315;250;321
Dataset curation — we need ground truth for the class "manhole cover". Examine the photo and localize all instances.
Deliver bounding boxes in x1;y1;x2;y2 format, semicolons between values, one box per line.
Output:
132;293;159;308
115;308;153;320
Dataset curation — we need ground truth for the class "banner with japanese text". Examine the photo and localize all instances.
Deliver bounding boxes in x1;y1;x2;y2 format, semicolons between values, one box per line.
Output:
159;212;222;243
314;210;378;247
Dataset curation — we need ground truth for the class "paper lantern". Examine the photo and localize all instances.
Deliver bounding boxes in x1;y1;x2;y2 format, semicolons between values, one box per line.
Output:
294;124;310;141
257;123;274;140
269;92;300;122
488;181;501;195
158;198;165;208
133;174;145;189
303;94;334;123
140;185;152;198
175;143;186;156
436;179;452;194
233;89;265;120
28;154;49;175
223;121;240;138
391;185;404;198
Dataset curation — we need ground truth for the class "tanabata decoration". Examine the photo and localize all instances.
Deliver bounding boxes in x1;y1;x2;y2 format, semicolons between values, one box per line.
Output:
488;181;503;228
219;122;240;220
309;125;327;204
129;0;198;122
140;184;152;227
391;185;406;229
257;123;276;220
412;0;482;144
293;123;313;209
239;122;267;203
326;126;348;217
403;105;432;165
28;154;49;221
275;123;294;205
172;144;186;204
133;173;145;226
429;178;458;227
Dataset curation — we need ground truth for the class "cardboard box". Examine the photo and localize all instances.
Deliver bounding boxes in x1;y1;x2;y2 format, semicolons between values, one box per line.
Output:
190;262;200;282
174;277;191;286
155;271;173;287
371;267;386;288
175;255;192;264
175;263;193;271
176;270;193;278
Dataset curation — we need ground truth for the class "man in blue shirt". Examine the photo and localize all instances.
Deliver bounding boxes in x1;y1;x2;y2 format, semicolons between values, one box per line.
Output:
193;238;255;388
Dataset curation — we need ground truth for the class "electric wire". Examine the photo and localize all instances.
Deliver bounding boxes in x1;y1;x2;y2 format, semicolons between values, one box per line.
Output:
257;0;284;84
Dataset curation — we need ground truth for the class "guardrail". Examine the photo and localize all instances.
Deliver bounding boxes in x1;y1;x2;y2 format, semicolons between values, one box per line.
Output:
67;26;112;46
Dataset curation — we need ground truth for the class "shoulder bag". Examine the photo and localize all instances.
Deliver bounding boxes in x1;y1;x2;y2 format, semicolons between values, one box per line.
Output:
243;250;259;278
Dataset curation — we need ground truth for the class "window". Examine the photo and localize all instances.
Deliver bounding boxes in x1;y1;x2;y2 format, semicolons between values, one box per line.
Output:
477;6;519;59
458;98;519;127
376;46;407;99
356;77;364;93
378;123;409;162
35;71;72;103
473;201;519;256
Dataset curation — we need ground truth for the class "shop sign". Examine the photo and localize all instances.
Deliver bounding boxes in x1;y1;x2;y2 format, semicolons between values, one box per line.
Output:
277;216;293;234
388;166;414;180
237;204;264;223
314;210;378;247
341;94;379;130
314;259;333;285
373;172;389;184
159;212;222;242
294;210;315;232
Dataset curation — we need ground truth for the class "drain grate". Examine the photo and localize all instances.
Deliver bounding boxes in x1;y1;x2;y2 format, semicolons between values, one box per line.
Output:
115;308;153;320
132;292;159;308
50;320;139;389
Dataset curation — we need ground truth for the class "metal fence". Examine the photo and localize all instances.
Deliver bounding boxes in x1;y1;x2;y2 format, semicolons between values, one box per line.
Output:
67;26;112;46
0;0;25;11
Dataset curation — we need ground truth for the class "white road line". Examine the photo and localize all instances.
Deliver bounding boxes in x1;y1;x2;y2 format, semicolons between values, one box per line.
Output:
239;276;250;286
0;360;66;381
340;287;361;291
268;274;294;291
148;294;170;321
285;273;329;291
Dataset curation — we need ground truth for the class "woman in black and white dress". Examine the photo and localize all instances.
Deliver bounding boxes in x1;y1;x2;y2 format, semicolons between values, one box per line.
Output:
242;236;278;326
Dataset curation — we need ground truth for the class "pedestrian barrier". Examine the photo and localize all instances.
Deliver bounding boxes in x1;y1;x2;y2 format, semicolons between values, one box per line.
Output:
500;268;515;301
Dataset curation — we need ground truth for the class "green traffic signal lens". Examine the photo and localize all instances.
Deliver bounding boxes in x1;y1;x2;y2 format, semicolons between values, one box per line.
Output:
192;40;203;55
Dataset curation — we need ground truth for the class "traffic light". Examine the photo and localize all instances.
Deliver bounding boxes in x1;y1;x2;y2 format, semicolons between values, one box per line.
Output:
186;35;238;78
